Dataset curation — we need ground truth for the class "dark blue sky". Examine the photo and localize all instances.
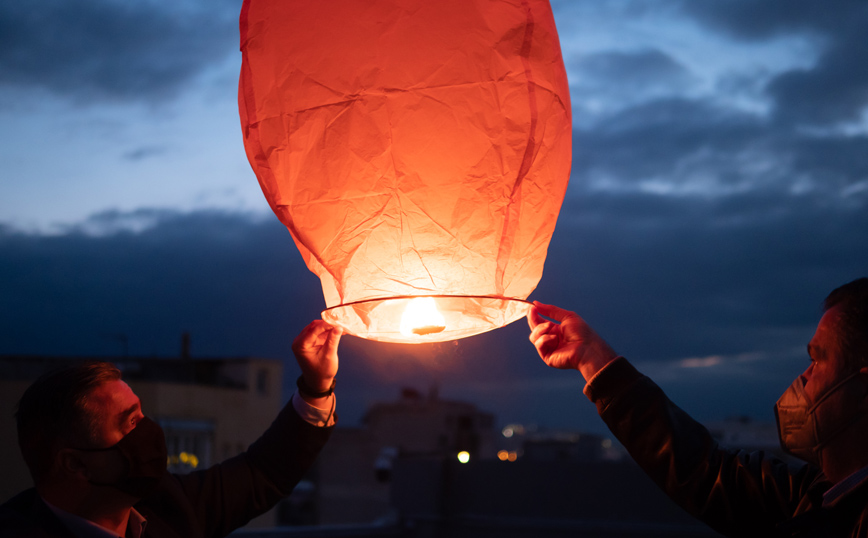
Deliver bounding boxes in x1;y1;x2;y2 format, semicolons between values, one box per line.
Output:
1;0;867;433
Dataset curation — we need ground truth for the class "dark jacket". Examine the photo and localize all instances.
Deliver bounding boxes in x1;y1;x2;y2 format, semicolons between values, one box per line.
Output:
585;357;868;538
0;401;333;537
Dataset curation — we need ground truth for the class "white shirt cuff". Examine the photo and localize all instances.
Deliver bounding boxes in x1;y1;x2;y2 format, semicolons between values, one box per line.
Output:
291;391;336;427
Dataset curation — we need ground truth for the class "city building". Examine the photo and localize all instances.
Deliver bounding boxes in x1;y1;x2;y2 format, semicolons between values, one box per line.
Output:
314;386;497;525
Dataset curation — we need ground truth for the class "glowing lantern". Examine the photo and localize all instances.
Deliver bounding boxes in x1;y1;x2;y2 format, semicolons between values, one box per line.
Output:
239;0;571;343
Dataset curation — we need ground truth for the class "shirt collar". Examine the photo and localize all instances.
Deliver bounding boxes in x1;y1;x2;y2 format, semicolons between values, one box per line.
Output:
43;497;148;538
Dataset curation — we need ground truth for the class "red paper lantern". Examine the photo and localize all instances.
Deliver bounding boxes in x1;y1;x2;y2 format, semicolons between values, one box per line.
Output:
239;0;571;343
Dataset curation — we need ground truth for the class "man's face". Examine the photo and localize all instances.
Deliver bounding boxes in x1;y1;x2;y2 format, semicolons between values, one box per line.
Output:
70;379;168;499
801;305;851;405
88;380;145;448
73;379;145;487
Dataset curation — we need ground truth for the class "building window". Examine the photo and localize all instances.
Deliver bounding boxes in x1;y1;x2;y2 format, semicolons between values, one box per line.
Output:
160;418;215;474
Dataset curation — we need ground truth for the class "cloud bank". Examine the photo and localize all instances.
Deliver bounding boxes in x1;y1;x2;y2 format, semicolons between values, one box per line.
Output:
0;0;237;102
1;0;867;431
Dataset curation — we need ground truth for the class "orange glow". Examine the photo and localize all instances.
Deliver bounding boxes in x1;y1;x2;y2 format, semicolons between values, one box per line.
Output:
169;452;200;469
240;0;571;343
400;297;446;337
497;450;509;461
508;452;518;462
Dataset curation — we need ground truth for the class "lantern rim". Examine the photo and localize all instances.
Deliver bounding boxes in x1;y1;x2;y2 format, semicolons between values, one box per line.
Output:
321;295;533;344
322;294;533;311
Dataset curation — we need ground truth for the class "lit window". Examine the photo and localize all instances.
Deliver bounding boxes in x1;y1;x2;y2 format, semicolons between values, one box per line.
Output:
160;418;214;474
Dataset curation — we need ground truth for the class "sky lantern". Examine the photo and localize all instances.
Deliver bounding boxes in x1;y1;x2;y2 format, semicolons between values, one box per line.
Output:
238;0;572;343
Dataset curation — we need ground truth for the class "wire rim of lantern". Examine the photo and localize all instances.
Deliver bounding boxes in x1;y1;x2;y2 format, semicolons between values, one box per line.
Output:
322;295;533;311
321;295;534;344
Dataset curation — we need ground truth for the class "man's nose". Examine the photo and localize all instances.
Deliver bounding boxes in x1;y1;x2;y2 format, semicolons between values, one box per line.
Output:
799;363;814;385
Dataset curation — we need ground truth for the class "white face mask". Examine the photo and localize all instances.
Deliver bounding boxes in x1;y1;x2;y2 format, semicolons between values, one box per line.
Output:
774;371;863;467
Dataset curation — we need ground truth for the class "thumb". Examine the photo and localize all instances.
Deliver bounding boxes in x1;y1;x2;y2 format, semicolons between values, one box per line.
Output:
533;301;575;323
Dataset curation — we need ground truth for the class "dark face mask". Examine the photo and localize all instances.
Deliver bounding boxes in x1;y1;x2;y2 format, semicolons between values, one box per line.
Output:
80;416;167;498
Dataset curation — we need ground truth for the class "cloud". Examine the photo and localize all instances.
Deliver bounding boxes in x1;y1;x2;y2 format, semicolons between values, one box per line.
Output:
123;145;169;162
532;187;866;424
569;49;696;119
0;0;238;102
0;209;319;358
679;351;766;369
680;355;723;368
538;188;868;367
0;192;864;429
0;209;563;426
676;0;865;41
570;96;868;199
572;49;692;92
675;0;868;126
766;30;868;126
573;98;766;195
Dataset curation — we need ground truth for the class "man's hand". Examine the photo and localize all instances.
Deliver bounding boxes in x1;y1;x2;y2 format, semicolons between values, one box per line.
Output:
527;301;618;382
292;320;342;405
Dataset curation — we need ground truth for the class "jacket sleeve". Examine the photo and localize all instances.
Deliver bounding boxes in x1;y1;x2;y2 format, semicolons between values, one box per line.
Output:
585;357;820;538
166;400;333;537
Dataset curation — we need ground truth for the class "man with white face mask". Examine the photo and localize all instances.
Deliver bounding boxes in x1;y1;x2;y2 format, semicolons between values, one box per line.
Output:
527;278;868;537
0;319;341;538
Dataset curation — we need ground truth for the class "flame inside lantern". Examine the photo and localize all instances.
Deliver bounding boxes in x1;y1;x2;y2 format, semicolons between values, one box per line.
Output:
400;297;446;337
323;295;531;344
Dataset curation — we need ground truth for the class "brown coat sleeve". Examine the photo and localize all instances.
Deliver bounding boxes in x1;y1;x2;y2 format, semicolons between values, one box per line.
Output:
585;357;823;537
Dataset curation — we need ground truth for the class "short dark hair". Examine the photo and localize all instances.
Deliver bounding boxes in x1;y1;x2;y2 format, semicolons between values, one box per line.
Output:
15;361;122;483
823;277;868;369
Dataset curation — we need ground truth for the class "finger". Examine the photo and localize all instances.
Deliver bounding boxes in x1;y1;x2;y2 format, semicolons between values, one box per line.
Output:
292;325;312;353
293;320;329;352
527;306;546;330
533;301;576;323
535;333;559;358
324;326;343;357
529;320;555;344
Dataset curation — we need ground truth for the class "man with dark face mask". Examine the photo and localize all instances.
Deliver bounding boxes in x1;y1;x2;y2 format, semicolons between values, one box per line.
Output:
0;319;341;538
527;278;868;537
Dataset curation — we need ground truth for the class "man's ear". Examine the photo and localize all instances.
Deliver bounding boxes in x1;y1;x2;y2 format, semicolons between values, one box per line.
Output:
57;448;89;480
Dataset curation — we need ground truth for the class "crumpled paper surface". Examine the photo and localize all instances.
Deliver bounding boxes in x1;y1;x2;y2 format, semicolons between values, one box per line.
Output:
239;0;571;343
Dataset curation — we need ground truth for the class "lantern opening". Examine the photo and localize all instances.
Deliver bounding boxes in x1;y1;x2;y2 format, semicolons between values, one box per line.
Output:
322;295;532;344
400;297;447;337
